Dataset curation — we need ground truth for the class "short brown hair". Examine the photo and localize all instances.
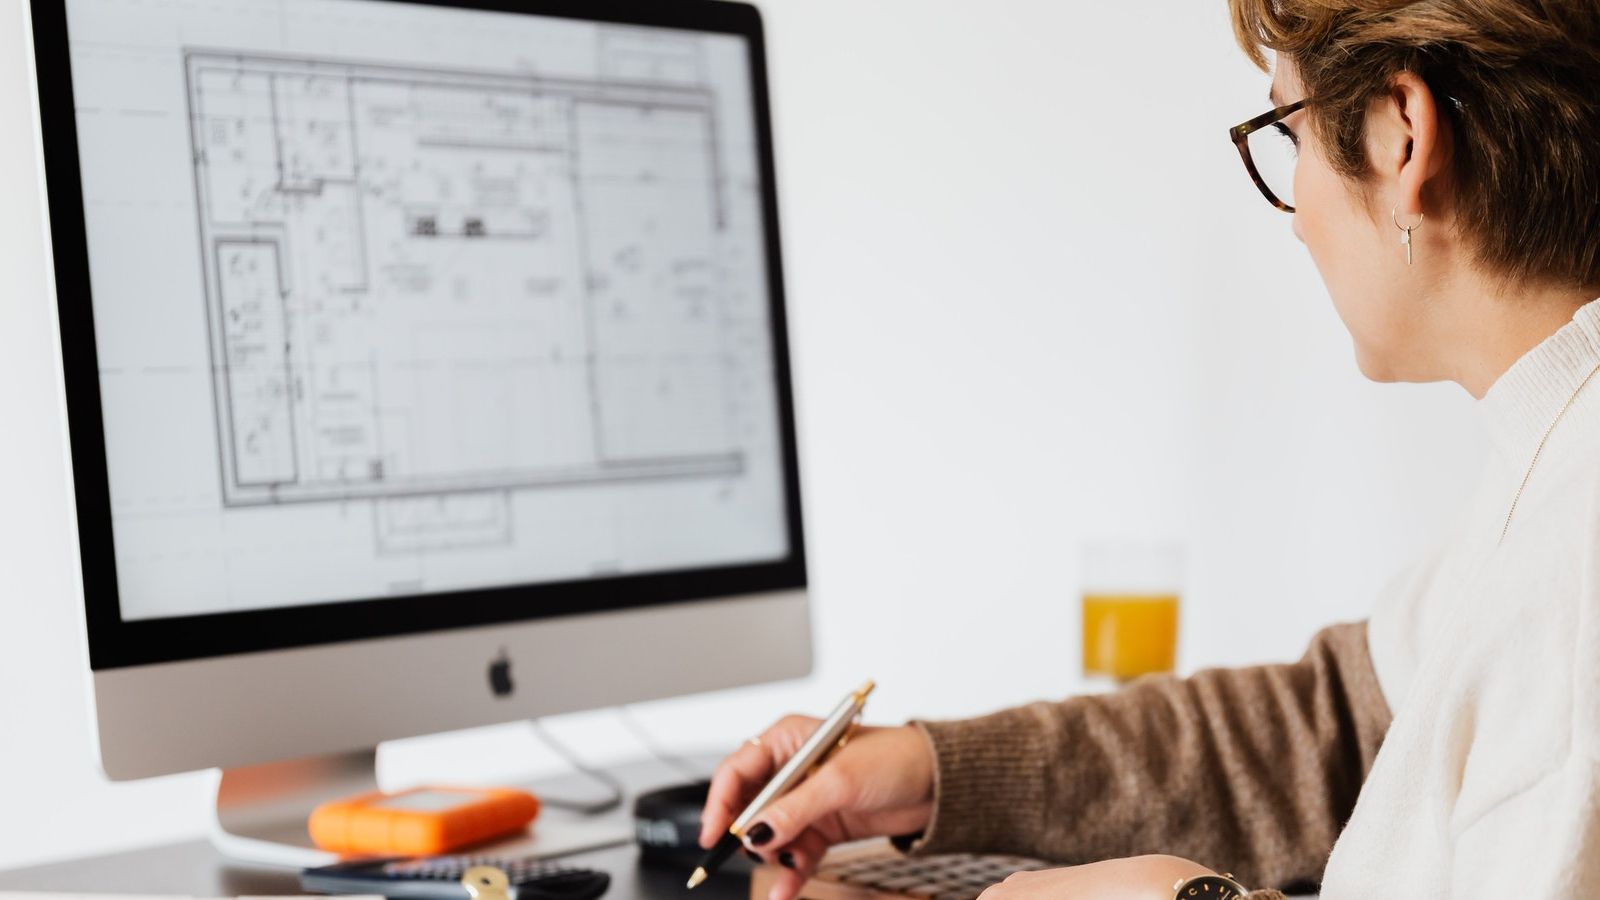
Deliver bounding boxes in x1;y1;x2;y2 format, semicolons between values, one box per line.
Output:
1229;0;1600;288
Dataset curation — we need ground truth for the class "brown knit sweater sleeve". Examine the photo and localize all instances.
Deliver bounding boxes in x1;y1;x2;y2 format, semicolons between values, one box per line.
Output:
900;620;1391;893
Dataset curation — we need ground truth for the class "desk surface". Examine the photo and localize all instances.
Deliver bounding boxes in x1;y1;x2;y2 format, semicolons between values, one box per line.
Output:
0;757;1316;900
0;837;749;900
0;756;751;900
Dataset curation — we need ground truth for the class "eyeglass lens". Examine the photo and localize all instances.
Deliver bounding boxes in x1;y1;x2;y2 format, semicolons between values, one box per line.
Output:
1247;122;1298;209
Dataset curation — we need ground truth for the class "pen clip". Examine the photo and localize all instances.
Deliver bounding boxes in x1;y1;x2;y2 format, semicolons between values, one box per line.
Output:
837;715;861;749
817;715;862;765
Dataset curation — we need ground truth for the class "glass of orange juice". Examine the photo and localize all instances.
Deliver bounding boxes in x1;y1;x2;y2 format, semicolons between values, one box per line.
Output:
1080;538;1183;684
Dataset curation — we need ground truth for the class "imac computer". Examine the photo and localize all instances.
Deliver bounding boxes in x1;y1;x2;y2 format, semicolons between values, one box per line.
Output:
28;0;810;864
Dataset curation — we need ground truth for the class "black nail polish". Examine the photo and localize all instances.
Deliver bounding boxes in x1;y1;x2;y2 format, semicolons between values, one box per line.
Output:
745;850;762;863
778;851;796;870
747;822;774;846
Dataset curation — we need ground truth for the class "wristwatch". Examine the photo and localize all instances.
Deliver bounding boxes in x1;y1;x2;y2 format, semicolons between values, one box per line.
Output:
1171;873;1250;898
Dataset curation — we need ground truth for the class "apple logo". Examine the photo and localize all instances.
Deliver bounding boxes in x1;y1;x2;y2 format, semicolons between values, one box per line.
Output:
488;649;514;698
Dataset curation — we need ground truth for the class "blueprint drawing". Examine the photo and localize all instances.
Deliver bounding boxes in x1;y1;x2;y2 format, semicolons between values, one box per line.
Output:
186;49;745;507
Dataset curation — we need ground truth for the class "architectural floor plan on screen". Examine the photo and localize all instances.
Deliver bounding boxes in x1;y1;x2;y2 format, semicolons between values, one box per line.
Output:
185;46;759;546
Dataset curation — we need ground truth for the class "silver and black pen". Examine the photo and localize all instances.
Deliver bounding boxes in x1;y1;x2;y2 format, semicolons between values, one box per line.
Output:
687;680;876;889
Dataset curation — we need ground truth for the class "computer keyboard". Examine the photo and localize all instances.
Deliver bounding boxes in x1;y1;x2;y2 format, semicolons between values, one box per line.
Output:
302;853;611;900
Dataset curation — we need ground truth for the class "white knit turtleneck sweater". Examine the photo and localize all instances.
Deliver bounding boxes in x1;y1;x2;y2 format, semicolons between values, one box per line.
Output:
1320;297;1600;896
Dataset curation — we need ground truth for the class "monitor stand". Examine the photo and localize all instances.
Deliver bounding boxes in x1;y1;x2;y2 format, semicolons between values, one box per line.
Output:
211;750;377;868
209;749;657;868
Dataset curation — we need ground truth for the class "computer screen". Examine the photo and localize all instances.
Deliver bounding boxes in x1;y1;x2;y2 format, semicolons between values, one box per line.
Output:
40;0;804;666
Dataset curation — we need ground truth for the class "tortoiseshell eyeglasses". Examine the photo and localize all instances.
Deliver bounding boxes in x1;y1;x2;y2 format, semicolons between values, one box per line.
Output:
1229;99;1306;213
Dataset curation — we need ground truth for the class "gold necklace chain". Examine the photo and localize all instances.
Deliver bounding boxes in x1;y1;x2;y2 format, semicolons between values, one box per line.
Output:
1499;357;1600;545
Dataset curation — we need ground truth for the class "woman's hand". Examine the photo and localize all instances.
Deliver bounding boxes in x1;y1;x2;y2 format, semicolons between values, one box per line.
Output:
698;716;936;900
976;856;1217;900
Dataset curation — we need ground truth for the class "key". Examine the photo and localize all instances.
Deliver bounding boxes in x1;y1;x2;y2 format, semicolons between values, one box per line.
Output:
462;866;511;900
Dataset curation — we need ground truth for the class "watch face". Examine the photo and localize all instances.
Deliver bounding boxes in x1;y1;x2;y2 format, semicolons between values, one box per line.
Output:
1174;875;1246;898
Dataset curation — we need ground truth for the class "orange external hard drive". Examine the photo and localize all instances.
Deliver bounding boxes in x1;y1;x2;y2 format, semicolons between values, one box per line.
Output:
308;786;541;856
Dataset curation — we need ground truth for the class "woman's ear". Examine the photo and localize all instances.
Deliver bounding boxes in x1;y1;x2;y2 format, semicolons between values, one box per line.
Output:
1367;70;1452;220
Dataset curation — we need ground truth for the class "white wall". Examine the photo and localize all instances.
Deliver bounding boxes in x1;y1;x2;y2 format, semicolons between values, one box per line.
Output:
0;0;1485;870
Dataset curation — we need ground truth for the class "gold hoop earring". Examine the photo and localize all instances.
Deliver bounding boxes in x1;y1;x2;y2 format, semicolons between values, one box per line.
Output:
1392;206;1424;266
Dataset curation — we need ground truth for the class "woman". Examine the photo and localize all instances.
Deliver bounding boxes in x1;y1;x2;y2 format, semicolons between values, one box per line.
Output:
698;0;1600;898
